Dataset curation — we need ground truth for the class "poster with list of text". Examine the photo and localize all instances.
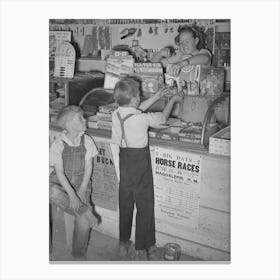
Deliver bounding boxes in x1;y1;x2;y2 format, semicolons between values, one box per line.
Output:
153;147;202;229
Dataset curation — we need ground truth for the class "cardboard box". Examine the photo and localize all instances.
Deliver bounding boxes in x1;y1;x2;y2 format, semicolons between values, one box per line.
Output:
199;66;225;96
209;126;230;156
104;52;134;89
134;63;164;97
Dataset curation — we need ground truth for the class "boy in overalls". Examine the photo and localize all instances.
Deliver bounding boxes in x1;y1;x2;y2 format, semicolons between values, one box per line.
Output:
111;77;182;260
49;105;99;260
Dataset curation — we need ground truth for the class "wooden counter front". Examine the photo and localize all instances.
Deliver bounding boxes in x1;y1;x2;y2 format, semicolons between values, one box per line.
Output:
50;124;230;261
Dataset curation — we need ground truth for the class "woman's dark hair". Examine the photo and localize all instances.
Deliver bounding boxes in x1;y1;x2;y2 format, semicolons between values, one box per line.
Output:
175;24;206;50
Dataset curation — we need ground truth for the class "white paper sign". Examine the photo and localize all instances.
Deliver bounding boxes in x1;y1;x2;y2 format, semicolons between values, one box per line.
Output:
153;147;202;229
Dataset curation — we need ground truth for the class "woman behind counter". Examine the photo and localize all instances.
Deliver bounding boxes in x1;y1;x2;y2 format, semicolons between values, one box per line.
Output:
151;24;212;78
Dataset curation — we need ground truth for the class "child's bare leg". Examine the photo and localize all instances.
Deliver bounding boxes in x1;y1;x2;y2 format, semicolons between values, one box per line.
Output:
72;215;91;259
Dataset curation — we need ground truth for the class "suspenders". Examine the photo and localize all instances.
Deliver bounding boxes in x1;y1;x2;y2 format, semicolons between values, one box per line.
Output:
116;112;135;148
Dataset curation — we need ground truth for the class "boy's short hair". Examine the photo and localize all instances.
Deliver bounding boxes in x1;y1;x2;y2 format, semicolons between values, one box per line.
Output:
114;77;140;106
56;105;84;129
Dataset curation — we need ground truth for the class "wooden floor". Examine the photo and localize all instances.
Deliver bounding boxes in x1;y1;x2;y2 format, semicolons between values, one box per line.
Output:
49;207;201;262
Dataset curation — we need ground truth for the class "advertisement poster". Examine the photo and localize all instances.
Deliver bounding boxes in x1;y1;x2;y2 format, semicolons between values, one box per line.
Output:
49;31;71;72
153;147;202;229
91;142;118;211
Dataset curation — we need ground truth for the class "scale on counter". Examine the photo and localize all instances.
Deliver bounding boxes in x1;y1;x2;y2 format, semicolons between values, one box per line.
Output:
54;41;76;78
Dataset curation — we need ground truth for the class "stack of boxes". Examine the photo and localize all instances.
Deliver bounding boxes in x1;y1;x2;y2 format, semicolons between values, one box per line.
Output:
134;63;164;98
88;103;118;130
104;51;134;89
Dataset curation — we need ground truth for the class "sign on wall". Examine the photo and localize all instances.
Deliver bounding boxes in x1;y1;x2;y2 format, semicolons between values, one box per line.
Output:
153;147;202;229
91;142;118;211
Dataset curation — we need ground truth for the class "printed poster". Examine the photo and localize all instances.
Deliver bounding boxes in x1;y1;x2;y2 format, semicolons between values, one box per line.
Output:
49;31;71;72
91;142;118;211
153;147;202;229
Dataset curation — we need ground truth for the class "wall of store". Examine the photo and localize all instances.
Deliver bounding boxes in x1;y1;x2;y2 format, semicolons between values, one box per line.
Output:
49;19;231;261
50;20;230;72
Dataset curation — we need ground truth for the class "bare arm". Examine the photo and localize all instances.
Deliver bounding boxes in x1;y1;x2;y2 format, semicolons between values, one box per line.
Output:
162;94;183;120
169;52;211;76
150;47;171;63
179;53;211;67
54;163;82;210
139;88;170;112
77;159;93;203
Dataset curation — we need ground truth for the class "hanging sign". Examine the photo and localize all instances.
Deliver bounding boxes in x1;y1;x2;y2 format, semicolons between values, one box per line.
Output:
91;142;118;211
153;147;202;229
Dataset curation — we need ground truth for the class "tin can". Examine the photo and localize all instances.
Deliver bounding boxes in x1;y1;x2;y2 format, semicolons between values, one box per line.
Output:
163;243;181;261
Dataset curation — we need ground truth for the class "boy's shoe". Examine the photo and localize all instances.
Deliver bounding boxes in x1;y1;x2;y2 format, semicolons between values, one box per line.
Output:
119;240;135;259
135;249;148;261
147;244;160;261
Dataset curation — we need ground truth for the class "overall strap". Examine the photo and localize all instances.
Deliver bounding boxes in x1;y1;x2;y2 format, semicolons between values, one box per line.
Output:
116;112;135;148
80;134;85;146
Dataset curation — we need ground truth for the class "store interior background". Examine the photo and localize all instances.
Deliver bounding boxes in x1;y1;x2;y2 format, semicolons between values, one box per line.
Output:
49;19;231;262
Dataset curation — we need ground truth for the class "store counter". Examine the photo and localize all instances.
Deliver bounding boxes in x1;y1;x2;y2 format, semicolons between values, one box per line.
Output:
50;124;230;261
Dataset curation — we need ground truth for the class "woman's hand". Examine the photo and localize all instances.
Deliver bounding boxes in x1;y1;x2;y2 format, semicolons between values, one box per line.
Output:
159;47;171;58
168;62;183;76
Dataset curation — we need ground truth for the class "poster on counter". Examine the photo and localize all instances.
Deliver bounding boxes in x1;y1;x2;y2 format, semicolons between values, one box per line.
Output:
91;142;118;211
153;147;202;229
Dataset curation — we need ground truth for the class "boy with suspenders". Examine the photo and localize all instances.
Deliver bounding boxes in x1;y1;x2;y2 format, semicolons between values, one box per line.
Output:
111;77;182;260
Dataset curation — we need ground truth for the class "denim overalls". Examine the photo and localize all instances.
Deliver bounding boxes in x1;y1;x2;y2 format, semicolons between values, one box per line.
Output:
117;112;156;251
50;134;92;258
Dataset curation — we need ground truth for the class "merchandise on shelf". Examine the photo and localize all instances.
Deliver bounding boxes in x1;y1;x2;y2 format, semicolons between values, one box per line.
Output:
134;63;164;97
104;51;134;89
199;66;225;96
179;123;218;144
99;103;119;114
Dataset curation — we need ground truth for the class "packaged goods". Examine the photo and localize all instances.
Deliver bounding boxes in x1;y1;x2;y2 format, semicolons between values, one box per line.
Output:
199;66;225;96
104;51;134;89
179;123;218;145
149;126;180;141
99;103;119;114
209;126;230;156
134;63;164;97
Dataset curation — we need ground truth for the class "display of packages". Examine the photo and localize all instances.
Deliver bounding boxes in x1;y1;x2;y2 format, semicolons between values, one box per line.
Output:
104;51;134;89
209;126;230;156
199;66;225;96
179;123;218;145
98;103;118;114
134;63;164;97
149;126;180;141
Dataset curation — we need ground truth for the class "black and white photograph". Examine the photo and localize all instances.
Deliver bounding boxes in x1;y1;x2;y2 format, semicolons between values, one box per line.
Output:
49;18;231;263
1;0;280;279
